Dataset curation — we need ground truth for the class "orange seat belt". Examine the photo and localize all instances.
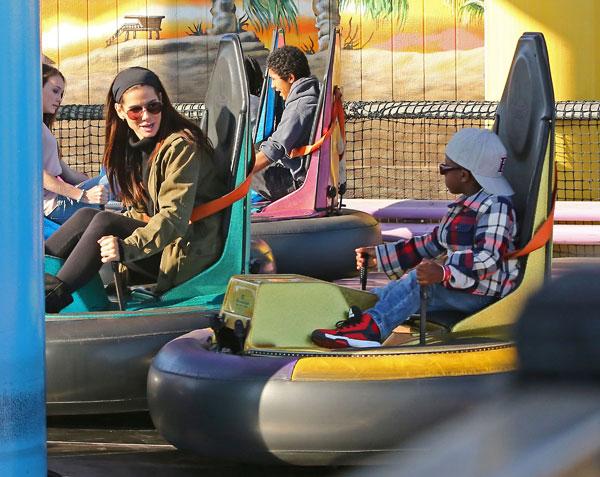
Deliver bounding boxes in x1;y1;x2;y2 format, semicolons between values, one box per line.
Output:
188;150;256;223
189;88;345;223
505;173;557;259
142;89;346;225
140;151;255;224
189;168;254;223
288;86;345;160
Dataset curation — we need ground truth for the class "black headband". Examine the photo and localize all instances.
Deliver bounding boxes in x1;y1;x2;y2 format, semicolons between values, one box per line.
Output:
112;67;162;103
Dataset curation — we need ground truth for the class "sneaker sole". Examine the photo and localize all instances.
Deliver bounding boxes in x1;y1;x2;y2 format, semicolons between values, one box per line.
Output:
312;331;380;349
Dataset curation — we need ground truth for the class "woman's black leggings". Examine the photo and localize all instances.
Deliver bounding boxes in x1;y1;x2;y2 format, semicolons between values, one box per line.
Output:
45;208;160;292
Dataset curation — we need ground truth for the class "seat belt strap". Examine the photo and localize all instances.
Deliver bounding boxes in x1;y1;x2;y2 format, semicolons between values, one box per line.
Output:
506;172;557;259
141;150;255;224
189;170;253;223
288;87;345;160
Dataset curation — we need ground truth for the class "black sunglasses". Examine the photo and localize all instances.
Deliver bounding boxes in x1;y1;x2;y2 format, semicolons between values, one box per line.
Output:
439;163;463;175
125;101;163;120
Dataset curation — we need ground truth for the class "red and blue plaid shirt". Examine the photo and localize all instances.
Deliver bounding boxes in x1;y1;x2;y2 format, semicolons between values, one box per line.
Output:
375;189;519;297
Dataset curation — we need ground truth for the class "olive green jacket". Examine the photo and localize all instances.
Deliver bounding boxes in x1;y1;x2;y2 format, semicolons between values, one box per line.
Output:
122;131;227;293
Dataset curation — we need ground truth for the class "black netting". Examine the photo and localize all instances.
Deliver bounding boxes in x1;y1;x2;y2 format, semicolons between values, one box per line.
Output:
554;102;600;201
344;101;497;200
53;100;600;201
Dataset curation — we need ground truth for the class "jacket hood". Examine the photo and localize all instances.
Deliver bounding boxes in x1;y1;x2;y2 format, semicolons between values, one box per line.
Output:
286;75;320;105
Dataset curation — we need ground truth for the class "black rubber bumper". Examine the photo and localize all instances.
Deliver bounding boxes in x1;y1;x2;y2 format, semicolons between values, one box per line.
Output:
252;209;381;281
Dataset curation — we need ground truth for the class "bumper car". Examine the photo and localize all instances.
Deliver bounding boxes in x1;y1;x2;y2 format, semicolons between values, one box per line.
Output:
46;34;252;415
148;33;557;464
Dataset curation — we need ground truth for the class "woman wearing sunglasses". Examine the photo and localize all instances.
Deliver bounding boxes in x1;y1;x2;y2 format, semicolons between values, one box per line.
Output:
42;64;109;228
44;67;227;313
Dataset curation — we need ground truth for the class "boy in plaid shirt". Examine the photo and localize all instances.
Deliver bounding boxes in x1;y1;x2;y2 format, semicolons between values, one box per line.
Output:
312;128;519;349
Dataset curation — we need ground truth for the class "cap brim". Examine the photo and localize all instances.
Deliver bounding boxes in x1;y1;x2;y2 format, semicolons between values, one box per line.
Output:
473;174;514;196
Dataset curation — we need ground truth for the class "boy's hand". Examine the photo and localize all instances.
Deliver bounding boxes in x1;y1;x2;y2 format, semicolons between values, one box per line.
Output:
416;260;444;285
355;246;377;270
252;150;271;173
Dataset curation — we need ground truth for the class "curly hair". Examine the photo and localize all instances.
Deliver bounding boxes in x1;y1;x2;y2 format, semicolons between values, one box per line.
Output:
266;46;311;81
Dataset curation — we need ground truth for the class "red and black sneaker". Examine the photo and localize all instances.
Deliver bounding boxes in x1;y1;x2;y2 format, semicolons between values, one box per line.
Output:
311;312;381;349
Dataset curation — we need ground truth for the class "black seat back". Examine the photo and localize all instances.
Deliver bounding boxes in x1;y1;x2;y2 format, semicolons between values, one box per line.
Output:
418;33;556;333
158;34;250;304
200;34;249;236
493;32;555;279
448;32;555;334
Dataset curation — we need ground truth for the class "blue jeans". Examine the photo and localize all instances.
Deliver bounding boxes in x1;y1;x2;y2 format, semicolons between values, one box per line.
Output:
368;269;497;339
46;175;110;225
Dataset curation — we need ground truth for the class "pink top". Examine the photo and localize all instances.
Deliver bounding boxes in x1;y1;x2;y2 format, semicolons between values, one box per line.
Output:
43;123;62;215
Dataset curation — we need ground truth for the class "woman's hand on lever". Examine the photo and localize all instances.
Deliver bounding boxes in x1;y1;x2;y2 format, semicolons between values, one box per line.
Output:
355;246;377;270
81;185;109;205
98;235;121;263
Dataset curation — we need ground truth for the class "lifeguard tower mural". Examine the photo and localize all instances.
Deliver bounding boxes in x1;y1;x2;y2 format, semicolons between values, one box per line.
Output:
105;15;166;46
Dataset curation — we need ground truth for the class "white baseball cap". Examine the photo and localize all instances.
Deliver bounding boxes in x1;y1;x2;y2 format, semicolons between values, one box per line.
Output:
445;128;514;196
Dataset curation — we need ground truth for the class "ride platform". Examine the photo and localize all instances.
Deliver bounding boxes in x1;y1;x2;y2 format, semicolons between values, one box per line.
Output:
47;414;345;476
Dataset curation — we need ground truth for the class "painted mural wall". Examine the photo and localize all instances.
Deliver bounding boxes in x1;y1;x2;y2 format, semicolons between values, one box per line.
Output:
41;0;484;105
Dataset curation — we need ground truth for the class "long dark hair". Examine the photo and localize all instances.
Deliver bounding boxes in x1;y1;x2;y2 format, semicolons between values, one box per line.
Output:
102;70;212;207
42;64;65;128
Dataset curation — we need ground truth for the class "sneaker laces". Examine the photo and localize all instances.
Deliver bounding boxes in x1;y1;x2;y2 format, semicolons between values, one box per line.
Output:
335;314;364;329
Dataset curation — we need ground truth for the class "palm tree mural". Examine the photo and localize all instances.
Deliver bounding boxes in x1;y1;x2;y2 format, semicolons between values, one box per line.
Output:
445;0;485;25
244;0;299;32
340;0;409;26
317;0;481;51
313;0;410;51
458;0;484;24
208;0;416;51
209;0;298;35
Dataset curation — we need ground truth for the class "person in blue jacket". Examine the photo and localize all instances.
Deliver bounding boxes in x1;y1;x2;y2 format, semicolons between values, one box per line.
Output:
251;46;320;202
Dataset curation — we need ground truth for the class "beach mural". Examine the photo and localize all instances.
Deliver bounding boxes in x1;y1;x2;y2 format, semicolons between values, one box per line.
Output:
41;0;484;104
